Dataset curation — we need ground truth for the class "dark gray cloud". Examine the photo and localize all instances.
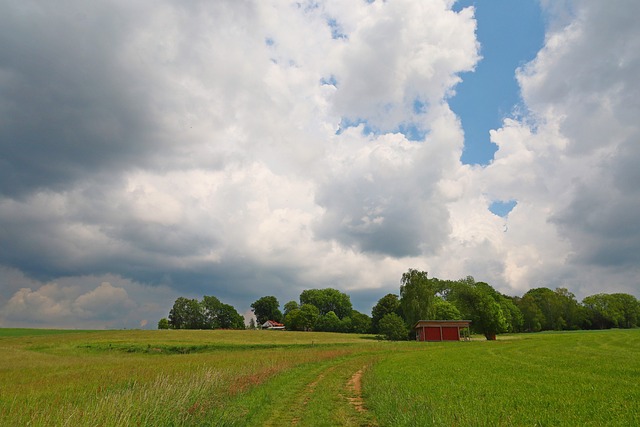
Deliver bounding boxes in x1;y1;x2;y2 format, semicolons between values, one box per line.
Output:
315;175;449;257
0;2;167;197
525;2;640;273
552;180;640;268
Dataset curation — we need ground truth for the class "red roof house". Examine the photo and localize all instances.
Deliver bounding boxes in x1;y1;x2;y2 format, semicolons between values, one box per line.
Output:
414;320;471;342
261;320;285;330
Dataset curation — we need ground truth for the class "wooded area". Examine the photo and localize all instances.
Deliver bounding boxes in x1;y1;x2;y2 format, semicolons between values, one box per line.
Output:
160;269;640;340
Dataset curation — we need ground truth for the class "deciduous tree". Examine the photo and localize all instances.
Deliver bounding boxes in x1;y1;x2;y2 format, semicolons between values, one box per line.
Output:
515;294;545;332
315;311;341;332
168;297;204;329
449;279;508;340
216;303;245;329
299;288;352;319
251;296;283;325
399;269;437;327
433;297;461;320
284;304;319;331
202;295;222;329
583;293;640;329
283;300;299;316
371;293;401;333
349;310;373;334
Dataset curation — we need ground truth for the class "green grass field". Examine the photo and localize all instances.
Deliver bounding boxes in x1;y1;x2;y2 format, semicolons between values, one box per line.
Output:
1;328;638;426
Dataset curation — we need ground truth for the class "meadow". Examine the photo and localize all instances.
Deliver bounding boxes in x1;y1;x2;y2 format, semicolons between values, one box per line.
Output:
0;328;638;426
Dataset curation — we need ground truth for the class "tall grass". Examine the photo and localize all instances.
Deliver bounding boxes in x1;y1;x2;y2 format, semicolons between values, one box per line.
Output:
0;329;371;426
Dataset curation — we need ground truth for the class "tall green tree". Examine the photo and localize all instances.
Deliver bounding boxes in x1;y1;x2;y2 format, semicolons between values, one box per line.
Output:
299;304;320;330
448;279;508;340
523;287;577;331
283;304;320;331
371;293;401;333
299;288;352;319
583;293;618;329
432;297;461;320
399;269;438;327
515;294;545;332
216;303;245;329
251;296;283;325
315;311;341;332
611;293;640;328
168;297;204;329
283;300;299;316
499;295;524;333
554;288;585;330
349;310;373;334
202;295;222;329
583;293;640;329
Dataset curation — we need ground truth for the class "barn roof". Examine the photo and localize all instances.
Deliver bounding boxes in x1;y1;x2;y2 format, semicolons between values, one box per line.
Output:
413;320;471;329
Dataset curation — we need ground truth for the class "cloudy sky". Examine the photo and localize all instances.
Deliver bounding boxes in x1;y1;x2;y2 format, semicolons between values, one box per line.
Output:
1;0;639;329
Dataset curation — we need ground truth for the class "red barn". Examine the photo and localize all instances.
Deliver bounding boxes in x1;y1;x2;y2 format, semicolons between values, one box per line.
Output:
414;320;471;342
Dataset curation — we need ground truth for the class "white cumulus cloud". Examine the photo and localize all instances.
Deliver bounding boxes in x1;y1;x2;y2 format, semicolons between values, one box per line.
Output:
1;0;638;328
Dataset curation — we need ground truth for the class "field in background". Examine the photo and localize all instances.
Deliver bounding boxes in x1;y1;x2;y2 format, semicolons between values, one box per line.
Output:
1;328;638;426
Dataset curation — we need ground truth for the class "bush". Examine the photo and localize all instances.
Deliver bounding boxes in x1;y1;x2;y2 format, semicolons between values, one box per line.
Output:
378;313;408;341
157;318;170;330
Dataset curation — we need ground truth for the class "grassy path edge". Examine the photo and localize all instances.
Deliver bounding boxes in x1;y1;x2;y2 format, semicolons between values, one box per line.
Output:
215;351;380;426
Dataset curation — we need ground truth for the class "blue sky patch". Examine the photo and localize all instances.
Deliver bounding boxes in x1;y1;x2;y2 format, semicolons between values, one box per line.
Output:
320;75;338;87
451;0;544;166
396;123;428;142
413;98;428;114
335;117;376;136
489;199;517;217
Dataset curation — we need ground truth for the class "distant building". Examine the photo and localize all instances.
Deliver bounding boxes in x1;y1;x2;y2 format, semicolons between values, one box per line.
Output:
261;320;285;330
414;320;471;341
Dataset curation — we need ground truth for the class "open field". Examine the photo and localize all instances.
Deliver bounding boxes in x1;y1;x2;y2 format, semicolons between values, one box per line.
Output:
1;328;638;426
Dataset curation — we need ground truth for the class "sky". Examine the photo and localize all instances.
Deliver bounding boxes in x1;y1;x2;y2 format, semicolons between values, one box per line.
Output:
1;0;639;329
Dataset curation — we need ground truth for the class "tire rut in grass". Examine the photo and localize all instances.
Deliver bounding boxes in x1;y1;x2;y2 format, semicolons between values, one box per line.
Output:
255;359;342;427
291;365;338;425
293;357;378;426
346;368;365;413
233;352;379;426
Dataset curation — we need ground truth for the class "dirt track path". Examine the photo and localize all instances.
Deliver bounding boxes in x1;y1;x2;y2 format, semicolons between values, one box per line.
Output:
257;354;378;427
346;368;366;413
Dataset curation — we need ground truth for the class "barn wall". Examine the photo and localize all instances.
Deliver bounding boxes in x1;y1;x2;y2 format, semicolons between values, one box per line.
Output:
425;327;441;341
442;326;459;341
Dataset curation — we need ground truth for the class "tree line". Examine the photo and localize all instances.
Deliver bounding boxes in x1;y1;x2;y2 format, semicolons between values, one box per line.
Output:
159;269;640;340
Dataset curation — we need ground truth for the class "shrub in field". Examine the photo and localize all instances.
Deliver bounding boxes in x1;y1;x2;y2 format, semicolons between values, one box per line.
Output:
378;313;408;341
157;318;169;329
